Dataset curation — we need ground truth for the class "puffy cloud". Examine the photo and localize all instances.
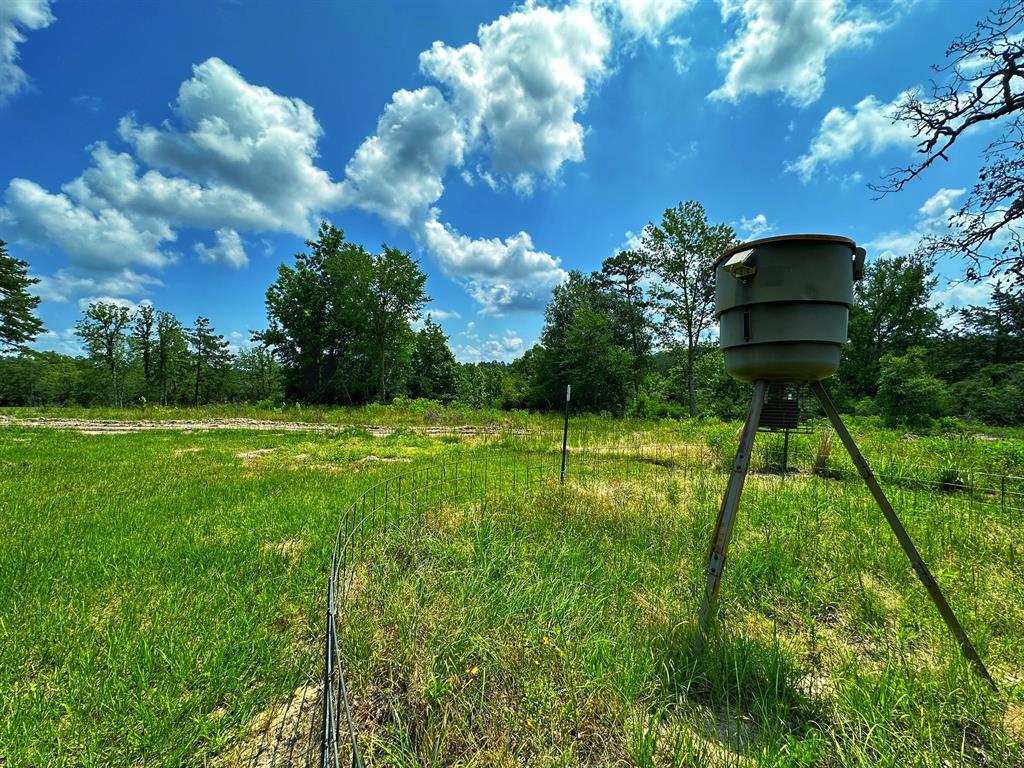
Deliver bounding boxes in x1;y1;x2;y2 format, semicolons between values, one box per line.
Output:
918;186;965;220
33;268;162;304
605;0;694;43
1;57;342;303
194;228;248;268
1;178;173;270
452;329;528;362
420;2;611;187
64;143;282;232
614;230;643;255
710;0;883;106
422;217;564;282
117;57;342;233
867;187;965;258
421;215;567;315
735;213;773;240
339;87;464;227
786;91;917;180
0;0;55;104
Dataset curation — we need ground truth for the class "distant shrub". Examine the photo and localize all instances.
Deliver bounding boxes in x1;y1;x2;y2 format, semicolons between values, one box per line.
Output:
853;397;877;417
876;348;950;428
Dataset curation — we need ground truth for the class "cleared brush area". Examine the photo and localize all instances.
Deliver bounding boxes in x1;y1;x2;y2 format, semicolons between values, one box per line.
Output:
339;470;1024;766
2;413;1023;766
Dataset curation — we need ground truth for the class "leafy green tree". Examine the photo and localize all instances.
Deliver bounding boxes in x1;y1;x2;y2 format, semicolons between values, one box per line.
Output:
409;316;458;401
457;361;511;408
131;303;156;396
950;362;1024;425
187;316;232;405
234;342;284;403
841;255;943;398
691;343;749;420
366;246;429;401
155;311;188;405
76;301;132;406
263;222;430;403
599;249;651;396
641;201;736;416
958;282;1024;364
532;272;633;413
876;347;950;427
0;352;99;406
262;223;369;401
0;239;44;353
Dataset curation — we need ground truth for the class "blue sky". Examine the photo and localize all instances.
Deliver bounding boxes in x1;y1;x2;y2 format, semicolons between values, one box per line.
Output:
0;0;1000;361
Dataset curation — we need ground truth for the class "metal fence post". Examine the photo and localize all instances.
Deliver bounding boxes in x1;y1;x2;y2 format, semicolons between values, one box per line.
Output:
560;384;571;483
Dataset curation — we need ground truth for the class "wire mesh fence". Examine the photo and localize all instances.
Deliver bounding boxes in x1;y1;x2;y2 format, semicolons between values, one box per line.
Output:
244;427;1023;767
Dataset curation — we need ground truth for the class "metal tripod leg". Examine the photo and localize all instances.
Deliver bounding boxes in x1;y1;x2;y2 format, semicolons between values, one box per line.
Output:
693;380;767;654
810;381;997;691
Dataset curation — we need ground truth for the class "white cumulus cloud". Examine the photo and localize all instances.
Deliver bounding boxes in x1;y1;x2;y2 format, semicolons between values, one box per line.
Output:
33;268;162;304
453;328;529;362
710;0;884;106
605;0;695;43
0;0;55;104
194;228;248;268
734;213;774;240
117;57;342;233
420;2;612;188
421;216;567;315
786;91;917;180
868;187;965;259
340;87;464;227
2;57;342;305
1;177;173;271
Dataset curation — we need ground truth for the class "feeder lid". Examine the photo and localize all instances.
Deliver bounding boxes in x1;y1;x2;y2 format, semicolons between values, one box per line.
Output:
715;234;857;268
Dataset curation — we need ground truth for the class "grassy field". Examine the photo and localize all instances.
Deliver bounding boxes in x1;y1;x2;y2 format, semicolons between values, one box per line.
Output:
343;471;1023;766
1;406;1023;766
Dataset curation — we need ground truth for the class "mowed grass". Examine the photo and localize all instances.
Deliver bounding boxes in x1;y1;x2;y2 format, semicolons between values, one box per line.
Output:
341;466;1024;766
0;425;477;766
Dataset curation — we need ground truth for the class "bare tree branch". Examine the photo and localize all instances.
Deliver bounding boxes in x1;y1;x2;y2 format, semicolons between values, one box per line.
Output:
872;0;1024;284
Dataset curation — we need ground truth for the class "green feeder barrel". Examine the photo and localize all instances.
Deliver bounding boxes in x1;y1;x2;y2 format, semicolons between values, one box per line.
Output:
715;234;866;383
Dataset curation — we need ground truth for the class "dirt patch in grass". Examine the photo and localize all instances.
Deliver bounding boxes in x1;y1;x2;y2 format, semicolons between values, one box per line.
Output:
214;680;321;768
0;414;516;437
238;448;278;462
359;455;412;464
1006;702;1024;743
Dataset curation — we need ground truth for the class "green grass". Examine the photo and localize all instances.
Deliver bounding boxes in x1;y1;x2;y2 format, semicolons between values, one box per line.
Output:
1;410;1022;766
342;470;1024;766
0;425;476;766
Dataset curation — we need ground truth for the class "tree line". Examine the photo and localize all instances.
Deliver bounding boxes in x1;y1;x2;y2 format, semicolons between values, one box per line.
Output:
2;206;1023;427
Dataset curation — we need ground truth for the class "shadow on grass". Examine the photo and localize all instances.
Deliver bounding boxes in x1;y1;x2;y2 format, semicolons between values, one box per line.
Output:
648;624;825;762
